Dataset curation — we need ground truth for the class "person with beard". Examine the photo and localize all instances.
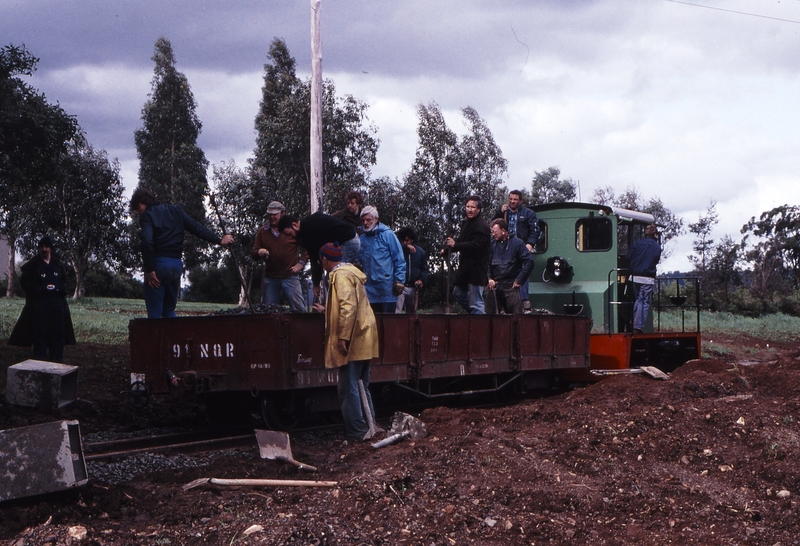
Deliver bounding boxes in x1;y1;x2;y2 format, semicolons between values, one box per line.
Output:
357;206;406;314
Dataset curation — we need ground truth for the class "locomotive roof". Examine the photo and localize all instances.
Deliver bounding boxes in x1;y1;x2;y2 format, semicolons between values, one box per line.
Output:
529;202;656;226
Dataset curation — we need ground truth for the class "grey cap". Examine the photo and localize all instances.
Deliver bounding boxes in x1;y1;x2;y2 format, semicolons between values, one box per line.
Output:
266;201;285;214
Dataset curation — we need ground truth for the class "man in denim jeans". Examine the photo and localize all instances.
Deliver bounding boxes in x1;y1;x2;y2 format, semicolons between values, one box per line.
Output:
312;242;379;441
442;195;491;314
131;187;233;319
626;224;662;333
251;201;308;312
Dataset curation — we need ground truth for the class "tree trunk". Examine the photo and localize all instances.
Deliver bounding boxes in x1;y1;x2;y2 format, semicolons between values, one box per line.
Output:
73;264;85;299
5;235;17;298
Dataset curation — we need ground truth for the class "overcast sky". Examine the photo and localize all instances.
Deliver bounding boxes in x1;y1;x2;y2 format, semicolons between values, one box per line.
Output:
3;0;800;271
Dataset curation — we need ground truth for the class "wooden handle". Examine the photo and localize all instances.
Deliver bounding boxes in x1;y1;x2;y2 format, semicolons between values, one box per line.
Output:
209;478;336;487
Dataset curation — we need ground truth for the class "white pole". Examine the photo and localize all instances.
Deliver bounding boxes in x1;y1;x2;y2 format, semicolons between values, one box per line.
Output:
310;0;323;213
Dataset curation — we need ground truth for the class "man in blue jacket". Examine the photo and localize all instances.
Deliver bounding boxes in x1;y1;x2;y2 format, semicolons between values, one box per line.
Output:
625;224;662;333
493;190;540;312
131;187;234;319
395;226;428;314
486;219;534;314
357;206;406;314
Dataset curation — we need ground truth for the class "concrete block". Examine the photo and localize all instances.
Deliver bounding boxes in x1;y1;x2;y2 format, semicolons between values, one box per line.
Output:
0;420;88;502
6;360;78;409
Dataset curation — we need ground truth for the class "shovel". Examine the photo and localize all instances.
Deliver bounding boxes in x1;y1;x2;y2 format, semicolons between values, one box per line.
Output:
255;429;317;472
358;379;383;440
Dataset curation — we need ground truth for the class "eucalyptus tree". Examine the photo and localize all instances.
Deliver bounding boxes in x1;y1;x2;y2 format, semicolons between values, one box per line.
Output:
208;161;263;305
529;166;577;205
251;38;378;218
688;200;718;274
0;44;78;295
457;106;508;215
590;185;683;257
741;205;800;292
704;234;743;305
134;37;209;270
31;136;128;298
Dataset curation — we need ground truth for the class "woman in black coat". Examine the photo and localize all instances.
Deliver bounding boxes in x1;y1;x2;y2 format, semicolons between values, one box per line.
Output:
8;236;76;362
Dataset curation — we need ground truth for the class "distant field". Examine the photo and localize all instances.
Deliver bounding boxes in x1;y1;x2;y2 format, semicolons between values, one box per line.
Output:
0;297;234;345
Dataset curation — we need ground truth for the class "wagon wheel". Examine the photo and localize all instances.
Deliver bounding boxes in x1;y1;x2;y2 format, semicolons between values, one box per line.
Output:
202;393;249;430
260;395;300;431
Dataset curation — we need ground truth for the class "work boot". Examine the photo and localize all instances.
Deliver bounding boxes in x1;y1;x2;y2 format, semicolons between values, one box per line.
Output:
522;300;532;314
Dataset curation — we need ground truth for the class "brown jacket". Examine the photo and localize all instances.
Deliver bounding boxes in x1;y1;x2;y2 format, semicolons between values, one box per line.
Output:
250;226;308;278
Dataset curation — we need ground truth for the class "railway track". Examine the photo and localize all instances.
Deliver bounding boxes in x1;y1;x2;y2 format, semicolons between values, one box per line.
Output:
83;428;258;463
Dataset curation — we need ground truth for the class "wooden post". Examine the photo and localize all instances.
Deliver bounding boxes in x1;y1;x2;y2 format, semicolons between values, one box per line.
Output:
310;0;323;213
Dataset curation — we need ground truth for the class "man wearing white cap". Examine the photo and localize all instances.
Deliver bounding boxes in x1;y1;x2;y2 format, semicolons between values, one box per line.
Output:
250;201;308;312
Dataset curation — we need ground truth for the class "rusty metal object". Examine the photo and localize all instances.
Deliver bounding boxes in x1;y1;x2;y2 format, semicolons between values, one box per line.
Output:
129;313;591;412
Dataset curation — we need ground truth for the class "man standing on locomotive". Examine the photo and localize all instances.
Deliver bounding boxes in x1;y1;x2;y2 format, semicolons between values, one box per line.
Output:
486;219;534;314
443;195;491;314
250;201;308;312
626;224;662;334
312;242;380;441
493;189;540;312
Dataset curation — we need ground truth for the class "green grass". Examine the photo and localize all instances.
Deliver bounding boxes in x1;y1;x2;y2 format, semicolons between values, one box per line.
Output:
658;309;800;342
0;297;234;345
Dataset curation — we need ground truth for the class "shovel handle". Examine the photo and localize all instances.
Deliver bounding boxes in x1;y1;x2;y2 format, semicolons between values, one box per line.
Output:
283;457;318;472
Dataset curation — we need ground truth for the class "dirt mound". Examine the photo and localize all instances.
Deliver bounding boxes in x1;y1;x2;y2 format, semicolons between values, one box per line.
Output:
2;338;800;544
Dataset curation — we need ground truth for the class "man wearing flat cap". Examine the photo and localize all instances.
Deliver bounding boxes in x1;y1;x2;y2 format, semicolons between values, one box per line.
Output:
9;236;76;362
251;201;309;312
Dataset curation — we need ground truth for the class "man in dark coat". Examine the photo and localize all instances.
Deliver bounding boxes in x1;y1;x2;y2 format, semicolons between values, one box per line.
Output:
443;195;491;314
395;226;429;314
130;187;234;319
626;224;662;333
486;219;534;314
278;211;360;302
9;236;76;362
493;189;540;311
331;190;364;232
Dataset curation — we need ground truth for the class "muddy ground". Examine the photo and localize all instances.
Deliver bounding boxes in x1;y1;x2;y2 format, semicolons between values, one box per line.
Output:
1;333;799;545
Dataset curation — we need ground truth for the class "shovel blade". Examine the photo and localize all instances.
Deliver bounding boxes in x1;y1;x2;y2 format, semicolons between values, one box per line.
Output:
255;429;293;461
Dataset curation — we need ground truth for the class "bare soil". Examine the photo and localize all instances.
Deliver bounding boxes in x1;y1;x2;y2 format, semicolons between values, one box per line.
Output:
1;334;799;545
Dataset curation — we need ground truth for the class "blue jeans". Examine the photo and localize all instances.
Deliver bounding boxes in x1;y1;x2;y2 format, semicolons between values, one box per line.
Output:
453;284;485;314
632;281;654;331
341;237;360;264
262;275;306;312
337;359;374;440
144;256;183;318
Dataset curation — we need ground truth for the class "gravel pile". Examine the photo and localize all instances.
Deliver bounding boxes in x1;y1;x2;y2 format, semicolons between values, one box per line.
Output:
87;449;258;486
209;303;289;315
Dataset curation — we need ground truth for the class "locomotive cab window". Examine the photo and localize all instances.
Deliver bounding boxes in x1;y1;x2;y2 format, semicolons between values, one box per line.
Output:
576;217;613;252
532;220;548;253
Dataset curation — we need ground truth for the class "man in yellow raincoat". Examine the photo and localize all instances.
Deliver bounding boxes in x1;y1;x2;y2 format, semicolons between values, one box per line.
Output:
312;242;380;440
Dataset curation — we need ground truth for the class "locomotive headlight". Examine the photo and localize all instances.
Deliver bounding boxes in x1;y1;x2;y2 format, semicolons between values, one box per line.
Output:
543;256;574;283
